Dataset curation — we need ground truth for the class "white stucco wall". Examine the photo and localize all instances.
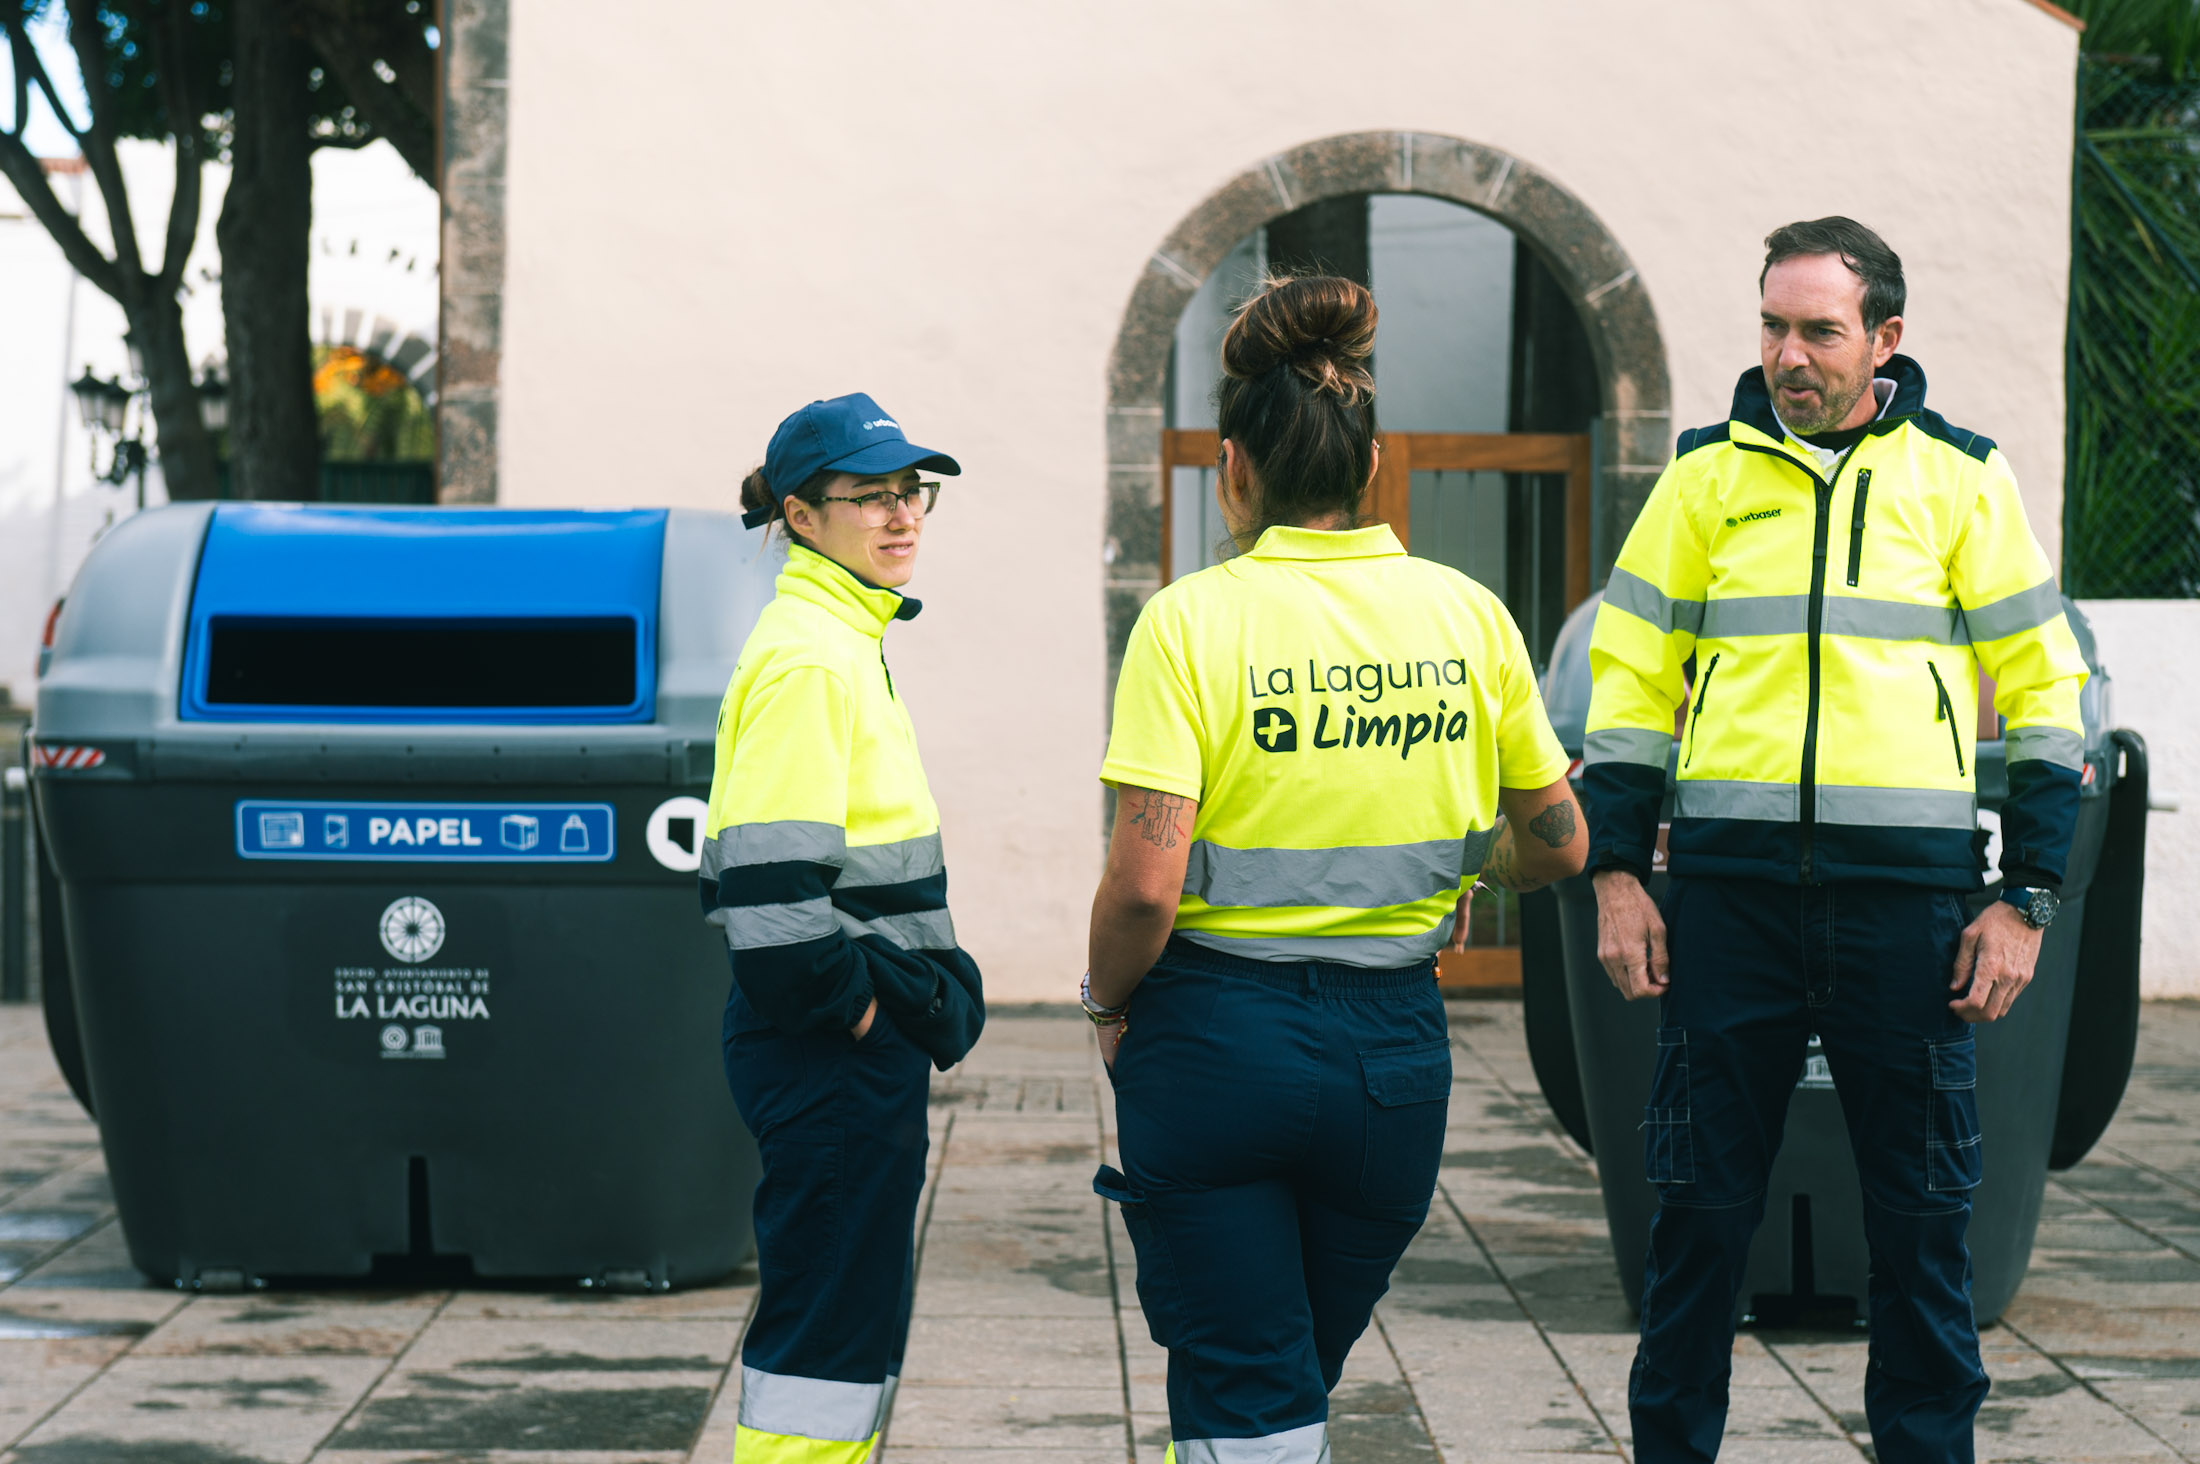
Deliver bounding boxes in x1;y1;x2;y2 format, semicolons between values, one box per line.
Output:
497;0;2081;1000
2077;601;2199;999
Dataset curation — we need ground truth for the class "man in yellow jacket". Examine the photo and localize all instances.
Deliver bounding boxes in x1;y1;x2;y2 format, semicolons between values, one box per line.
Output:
1584;218;2087;1464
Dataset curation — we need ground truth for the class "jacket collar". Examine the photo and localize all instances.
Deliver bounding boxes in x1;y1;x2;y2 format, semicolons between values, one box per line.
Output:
1729;352;1929;453
1243;523;1406;562
779;544;921;638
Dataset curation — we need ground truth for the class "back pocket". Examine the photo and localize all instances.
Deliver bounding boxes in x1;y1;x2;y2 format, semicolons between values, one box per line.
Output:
1360;1038;1453;1209
1926;1035;1983;1192
1643;1026;1694;1186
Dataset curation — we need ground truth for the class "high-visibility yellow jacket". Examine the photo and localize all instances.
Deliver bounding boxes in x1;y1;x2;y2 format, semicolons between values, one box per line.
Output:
702;544;983;1068
1584;356;2086;890
1104;524;1571;966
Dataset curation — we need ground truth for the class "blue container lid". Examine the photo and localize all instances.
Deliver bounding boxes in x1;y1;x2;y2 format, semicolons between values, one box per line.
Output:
180;505;668;724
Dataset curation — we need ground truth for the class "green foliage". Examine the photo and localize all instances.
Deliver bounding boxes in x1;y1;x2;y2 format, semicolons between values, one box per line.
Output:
312;344;431;462
2062;0;2200;596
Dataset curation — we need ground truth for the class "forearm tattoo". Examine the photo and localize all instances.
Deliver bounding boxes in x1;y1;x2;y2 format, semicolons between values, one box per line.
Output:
1126;790;1190;850
1527;800;1577;850
1482;816;1553;893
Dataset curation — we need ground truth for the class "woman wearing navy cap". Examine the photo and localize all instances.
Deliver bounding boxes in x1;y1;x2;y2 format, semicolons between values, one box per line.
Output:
702;393;985;1463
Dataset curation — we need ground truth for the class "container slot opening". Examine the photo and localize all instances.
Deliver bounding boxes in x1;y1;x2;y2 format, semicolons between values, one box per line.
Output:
204;618;637;710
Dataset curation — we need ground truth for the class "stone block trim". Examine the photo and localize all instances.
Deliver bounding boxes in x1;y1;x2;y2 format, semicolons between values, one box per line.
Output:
1103;130;1675;740
437;0;511;505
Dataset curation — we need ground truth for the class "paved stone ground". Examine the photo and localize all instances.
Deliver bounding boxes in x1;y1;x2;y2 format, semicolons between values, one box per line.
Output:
4;998;2199;1462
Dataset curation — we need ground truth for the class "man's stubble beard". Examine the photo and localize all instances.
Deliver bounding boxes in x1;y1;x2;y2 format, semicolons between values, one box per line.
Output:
1772;354;1873;435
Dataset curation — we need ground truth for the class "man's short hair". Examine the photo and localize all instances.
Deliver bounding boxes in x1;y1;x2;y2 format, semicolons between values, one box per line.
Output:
1761;217;1906;333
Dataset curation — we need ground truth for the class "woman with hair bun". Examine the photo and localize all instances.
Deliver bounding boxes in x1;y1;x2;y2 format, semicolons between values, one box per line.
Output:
703;393;984;1462
1085;275;1585;1461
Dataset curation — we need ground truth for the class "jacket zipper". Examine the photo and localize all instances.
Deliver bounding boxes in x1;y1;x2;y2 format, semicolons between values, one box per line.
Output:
1928;661;1966;774
1683;653;1721;768
1732;439;1858;882
1845;468;1873;588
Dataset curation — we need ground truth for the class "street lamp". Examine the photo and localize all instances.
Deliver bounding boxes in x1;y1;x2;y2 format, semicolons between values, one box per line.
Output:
196;365;228;433
69;367;128;435
68;365;147;510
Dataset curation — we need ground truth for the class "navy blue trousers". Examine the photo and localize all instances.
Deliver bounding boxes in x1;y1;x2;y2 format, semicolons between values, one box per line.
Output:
1101;936;1451;1454
1631;878;1989;1464
723;982;931;1451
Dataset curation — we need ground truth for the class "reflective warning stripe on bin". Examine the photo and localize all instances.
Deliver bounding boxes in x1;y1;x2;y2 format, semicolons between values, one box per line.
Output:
234;799;616;862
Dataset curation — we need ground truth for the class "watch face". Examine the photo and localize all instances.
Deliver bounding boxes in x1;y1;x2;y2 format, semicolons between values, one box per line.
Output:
2027;889;2060;928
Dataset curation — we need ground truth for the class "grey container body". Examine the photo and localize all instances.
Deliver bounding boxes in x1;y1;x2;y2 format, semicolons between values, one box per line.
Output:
30;503;780;1289
1529;591;2137;1324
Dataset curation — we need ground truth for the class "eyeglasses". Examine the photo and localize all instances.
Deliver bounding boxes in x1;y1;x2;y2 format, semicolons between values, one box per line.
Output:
820;481;940;528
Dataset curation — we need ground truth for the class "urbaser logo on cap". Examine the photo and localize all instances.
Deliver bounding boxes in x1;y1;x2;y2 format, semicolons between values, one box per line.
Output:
861;418;900;431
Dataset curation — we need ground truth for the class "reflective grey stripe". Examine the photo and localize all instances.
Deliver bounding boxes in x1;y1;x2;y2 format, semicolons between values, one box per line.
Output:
737;1366;882;1442
839;832;945;888
1174;1420;1333;1463
702;820;847;880
1699;594;1805;639
1184;832;1492;910
1690;594;1974;644
1179;922;1453;969
1823;597;1969;645
1605;567;1704;637
709;897;838;950
2007;725;2084;770
838;907;959;951
1672;779;1799;822
1583;726;1674;768
1816;784;1977;829
1964;578;2063;642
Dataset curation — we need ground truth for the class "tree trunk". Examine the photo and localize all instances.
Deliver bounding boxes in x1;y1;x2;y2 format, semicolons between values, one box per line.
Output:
127;282;221;502
218;0;319;502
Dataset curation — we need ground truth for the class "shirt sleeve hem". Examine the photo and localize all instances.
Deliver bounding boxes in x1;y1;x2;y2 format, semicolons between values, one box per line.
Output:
1497;750;1577;791
1099;762;1203;801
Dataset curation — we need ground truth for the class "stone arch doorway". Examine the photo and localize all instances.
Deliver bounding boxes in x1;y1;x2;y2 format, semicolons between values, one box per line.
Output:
1103;130;1673;683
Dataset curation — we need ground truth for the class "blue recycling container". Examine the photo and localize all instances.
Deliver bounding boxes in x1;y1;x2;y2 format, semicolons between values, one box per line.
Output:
30;503;776;1290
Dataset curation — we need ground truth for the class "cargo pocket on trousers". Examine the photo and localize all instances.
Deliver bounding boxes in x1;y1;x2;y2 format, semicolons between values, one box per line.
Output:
1643;1026;1695;1186
1360;1038;1454;1209
1927;1035;1983;1193
1094;1165;1183;1348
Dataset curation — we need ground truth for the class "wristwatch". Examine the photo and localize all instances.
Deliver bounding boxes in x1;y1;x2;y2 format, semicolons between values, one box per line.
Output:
1079;971;1129;1026
2000;885;2061;930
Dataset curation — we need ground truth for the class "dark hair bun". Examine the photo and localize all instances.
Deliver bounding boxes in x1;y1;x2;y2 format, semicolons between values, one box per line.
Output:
739;466;775;518
1221;272;1377;406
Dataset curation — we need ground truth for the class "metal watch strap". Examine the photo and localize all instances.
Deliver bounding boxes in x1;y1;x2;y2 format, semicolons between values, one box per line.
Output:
1080;971;1128;1024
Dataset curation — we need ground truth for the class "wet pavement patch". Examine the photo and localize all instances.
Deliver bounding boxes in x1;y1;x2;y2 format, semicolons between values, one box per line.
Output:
155;1376;330;1408
0;1311;153;1339
456;1349;718;1372
12;1440;275;1464
1441;1144;1600;1188
1328;1410;1441;1459
1993;1372;2079;1398
1021;1252;1111;1297
0;1209;102;1242
331;1381;713;1450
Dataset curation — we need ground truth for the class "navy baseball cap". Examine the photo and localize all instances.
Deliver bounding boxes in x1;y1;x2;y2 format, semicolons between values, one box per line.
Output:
743;393;961;528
